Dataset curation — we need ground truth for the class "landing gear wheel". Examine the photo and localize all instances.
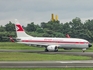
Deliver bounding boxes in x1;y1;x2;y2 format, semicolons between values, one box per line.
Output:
82;48;86;53
54;46;58;52
45;49;48;52
54;49;58;52
83;51;85;52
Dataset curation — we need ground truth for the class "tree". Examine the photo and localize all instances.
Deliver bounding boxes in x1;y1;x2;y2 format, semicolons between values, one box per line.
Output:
63;22;70;34
36;28;44;33
0;26;5;32
26;22;36;32
5;21;15;32
70;17;83;29
84;19;93;31
1;17;93;42
41;22;47;28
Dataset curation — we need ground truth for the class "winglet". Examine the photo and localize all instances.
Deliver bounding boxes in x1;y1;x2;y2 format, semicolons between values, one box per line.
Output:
66;34;70;38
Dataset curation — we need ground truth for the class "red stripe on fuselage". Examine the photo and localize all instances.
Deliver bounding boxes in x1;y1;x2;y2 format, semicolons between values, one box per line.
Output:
21;40;89;44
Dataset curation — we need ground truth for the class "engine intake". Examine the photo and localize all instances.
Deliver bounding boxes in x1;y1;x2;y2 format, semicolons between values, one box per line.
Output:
46;45;58;52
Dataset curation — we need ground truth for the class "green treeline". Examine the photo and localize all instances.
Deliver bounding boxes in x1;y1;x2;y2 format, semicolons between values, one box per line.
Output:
0;17;93;42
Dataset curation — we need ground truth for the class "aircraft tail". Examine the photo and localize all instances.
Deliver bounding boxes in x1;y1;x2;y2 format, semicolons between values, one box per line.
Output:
15;19;33;37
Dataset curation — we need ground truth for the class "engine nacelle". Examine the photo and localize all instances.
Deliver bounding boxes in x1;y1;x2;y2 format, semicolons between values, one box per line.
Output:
47;45;58;51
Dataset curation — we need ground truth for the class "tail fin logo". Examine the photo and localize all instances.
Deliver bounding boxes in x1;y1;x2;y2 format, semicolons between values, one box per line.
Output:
16;24;24;31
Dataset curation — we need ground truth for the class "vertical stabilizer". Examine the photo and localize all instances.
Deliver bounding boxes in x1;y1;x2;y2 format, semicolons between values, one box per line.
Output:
15;19;33;37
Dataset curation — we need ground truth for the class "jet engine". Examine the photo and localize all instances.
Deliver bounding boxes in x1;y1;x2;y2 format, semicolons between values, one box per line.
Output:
45;45;58;52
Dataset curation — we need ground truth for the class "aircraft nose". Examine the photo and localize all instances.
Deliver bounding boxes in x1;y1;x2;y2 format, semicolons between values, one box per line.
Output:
88;43;92;48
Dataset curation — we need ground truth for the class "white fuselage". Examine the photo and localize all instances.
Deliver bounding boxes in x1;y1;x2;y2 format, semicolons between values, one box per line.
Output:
17;37;89;49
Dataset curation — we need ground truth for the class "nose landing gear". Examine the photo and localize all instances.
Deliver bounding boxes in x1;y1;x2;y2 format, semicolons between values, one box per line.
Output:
82;48;86;52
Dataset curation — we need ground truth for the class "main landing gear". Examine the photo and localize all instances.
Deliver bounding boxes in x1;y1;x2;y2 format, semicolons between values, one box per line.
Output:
45;48;49;52
82;48;86;52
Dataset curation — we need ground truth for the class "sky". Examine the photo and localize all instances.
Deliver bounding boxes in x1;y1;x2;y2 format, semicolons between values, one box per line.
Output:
0;0;93;26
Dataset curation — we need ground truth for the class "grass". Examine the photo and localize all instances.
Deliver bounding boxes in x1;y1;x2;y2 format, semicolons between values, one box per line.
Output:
0;52;91;61
0;42;44;50
0;68;93;70
0;42;92;61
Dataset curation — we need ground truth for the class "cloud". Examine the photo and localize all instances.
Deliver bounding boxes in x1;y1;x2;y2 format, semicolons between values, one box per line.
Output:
0;0;93;26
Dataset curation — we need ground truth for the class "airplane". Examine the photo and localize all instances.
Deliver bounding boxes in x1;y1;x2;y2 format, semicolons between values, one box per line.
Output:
13;19;92;52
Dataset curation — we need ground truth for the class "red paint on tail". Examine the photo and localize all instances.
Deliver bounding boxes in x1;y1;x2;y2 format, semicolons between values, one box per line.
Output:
16;24;24;31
